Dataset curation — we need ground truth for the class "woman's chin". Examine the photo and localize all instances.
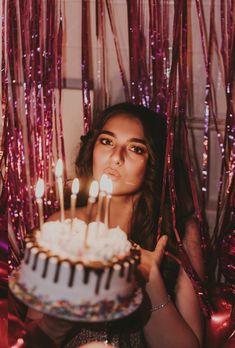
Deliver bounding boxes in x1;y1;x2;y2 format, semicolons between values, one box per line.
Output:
111;187;141;198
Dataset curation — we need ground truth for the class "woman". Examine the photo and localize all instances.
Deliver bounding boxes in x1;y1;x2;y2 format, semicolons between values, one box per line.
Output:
26;102;205;348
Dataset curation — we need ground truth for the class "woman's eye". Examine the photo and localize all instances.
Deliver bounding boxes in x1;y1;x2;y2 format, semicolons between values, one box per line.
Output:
99;137;113;146
129;145;145;155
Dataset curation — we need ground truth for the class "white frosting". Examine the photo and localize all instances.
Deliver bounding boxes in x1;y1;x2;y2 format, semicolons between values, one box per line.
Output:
37;219;131;262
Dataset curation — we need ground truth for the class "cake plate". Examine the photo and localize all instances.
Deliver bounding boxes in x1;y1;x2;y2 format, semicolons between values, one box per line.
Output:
9;270;143;322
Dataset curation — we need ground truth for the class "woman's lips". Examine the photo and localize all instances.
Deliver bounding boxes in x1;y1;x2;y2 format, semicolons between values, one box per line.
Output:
104;167;121;179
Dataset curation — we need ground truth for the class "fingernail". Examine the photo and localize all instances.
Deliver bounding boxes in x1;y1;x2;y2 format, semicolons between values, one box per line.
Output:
162;235;168;243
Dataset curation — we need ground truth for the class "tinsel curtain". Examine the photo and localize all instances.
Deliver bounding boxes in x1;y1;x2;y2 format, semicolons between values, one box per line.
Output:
2;0;64;271
1;0;234;347
81;0;234;342
82;0;234;278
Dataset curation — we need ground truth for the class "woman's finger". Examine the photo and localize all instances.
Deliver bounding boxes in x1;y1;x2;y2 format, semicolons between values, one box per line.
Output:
153;235;168;266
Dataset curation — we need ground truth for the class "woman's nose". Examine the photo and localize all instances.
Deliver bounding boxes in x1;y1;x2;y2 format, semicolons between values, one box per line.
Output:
110;146;124;166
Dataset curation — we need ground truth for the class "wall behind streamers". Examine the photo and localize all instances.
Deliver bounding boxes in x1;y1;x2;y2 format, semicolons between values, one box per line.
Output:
61;88;93;178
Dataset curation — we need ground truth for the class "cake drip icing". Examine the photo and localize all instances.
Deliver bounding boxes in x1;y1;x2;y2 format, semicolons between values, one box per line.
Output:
36;219;131;263
12;218;142;322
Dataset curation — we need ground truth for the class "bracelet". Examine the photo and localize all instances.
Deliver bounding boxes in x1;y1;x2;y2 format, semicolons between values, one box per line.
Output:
150;295;171;312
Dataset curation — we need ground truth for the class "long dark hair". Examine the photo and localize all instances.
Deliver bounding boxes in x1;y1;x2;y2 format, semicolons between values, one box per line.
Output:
75;102;167;250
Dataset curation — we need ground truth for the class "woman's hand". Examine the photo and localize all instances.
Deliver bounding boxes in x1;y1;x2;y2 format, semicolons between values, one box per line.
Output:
138;235;168;282
25;314;75;347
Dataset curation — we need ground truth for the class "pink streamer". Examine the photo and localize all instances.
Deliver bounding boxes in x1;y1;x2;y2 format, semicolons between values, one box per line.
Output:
195;0;228;204
127;1;140;104
95;0;109;111
4;0;64;269
127;1;151;107
106;0;130;101
81;0;92;133
213;1;235;243
193;1;235;317
127;0;211;316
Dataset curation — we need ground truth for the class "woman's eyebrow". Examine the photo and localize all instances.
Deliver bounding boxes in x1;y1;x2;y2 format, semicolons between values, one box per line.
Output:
129;138;147;145
99;130;147;145
99;130;115;137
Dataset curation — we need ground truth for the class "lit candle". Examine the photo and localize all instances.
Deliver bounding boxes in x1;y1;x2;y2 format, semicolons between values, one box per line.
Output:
96;174;108;222
87;180;99;222
70;178;79;220
104;177;113;227
35;178;45;231
84;180;99;247
55;159;65;222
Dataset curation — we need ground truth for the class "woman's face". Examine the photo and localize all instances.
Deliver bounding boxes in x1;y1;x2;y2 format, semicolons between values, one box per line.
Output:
93;113;149;196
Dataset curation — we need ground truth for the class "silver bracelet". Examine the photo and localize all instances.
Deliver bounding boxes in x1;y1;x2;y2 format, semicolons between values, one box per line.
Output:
150;295;171;312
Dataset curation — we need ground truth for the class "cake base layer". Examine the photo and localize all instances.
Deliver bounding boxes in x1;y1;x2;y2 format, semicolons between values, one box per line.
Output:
9;271;143;322
12;222;142;322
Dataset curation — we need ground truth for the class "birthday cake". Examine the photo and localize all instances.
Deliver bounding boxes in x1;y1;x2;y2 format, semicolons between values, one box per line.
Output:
11;219;141;321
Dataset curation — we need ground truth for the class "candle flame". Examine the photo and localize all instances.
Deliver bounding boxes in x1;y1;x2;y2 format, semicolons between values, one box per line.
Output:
35;179;44;199
55;159;63;177
100;174;108;192
89;180;99;198
72;178;79;195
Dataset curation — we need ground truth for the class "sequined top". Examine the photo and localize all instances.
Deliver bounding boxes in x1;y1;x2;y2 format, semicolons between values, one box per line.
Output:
63;310;148;348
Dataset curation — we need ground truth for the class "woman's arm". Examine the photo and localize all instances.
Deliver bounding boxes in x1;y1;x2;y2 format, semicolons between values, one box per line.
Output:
25;315;75;347
141;220;205;348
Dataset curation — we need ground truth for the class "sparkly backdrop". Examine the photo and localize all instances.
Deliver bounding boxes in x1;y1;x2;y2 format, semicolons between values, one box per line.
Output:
81;0;234;320
1;0;235;347
3;0;64;271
